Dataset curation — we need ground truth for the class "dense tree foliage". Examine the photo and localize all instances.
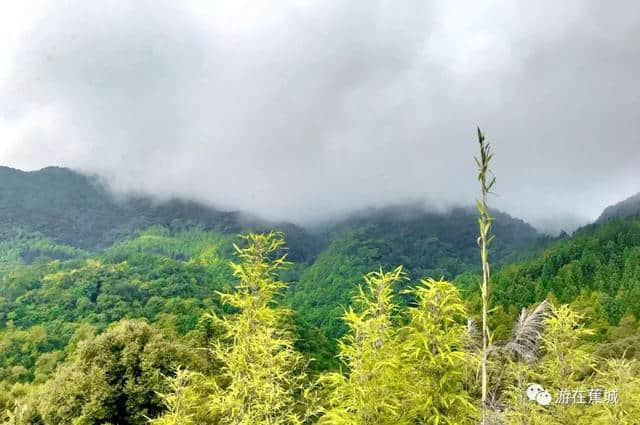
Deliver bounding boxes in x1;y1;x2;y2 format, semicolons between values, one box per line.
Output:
319;269;476;425
0;226;638;424
1;166;640;423
317;204;542;278
491;217;640;328
287;205;546;348
0;166;321;262
151;232;313;425
0;228;233;385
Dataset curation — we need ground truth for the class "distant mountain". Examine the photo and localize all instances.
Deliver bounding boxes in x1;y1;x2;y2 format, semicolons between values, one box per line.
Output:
491;213;640;331
0;166;321;262
597;192;640;223
314;203;543;276
0;166;546;271
0;165;552;371
288;203;545;339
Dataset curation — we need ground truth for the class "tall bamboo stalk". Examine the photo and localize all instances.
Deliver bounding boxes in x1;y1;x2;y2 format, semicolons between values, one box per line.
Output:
475;127;495;424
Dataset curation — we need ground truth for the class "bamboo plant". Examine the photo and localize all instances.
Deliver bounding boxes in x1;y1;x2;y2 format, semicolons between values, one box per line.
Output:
475;127;495;424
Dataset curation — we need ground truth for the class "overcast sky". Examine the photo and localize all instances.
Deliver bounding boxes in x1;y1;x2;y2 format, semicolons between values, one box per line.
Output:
1;1;639;233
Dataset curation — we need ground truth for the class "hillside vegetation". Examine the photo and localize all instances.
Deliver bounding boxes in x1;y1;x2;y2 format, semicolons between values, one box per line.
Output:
0;167;639;423
0;229;638;424
0;166;321;262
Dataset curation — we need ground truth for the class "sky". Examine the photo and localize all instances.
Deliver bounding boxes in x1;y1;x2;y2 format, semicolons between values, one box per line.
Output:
0;1;639;234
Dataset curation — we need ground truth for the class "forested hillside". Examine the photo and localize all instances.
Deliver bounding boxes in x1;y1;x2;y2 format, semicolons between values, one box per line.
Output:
0;166;321;262
1;167;639;423
288;205;544;341
0;167;546;348
486;215;640;351
0;166;544;267
597;191;640;223
0;226;638;424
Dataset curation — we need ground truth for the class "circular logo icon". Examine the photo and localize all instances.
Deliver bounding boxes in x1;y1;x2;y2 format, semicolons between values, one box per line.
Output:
535;390;552;406
526;384;544;401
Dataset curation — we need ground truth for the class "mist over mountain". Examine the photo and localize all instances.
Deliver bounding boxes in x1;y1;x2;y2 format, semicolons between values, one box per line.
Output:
0;165;551;271
597;192;640;223
1;2;640;423
0;165;324;262
1;1;639;233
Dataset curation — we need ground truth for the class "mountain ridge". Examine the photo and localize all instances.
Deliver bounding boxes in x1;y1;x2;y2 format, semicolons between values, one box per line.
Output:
0;165;322;262
597;191;640;223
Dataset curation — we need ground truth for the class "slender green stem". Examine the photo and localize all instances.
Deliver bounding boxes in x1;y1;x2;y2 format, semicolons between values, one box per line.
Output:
475;127;495;424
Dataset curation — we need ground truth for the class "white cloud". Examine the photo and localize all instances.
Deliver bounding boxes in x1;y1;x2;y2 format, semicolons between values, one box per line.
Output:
0;0;639;234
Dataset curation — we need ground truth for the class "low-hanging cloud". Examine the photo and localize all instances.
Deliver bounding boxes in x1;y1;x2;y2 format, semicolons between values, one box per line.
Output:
1;0;639;234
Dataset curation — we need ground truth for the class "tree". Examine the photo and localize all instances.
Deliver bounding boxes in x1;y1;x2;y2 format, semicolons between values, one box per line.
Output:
208;232;311;424
319;267;410;425
148;368;211;425
402;278;478;424
500;304;617;425
320;270;478;425
153;232;312;425
37;320;196;425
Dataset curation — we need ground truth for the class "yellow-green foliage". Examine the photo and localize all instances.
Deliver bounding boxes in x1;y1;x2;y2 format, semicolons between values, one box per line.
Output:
6;232;639;425
207;232;310;425
0;320;196;425
37;320;196;425
103;227;232;262
0;382;42;425
402;278;478;424
152;232;311;425
501;304;639;425
589;358;640;423
148;369;213;425
319;267;408;425
501;304;592;425
319;269;477;425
